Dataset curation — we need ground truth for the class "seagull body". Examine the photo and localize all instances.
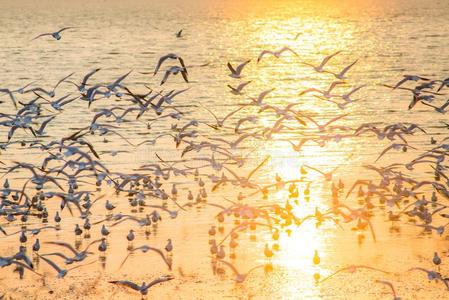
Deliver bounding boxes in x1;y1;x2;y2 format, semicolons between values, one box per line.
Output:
227;60;251;78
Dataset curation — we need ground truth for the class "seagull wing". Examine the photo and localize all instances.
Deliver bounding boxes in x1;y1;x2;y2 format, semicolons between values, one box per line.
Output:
393;77;409;89
178;56;187;73
338;59;358;77
247;156;270;180
237;81;252;91
323;113;349;127
82;68;101;86
145;275;174;289
39;255;64;274
319;50;342;68
57;27;76;34
160;70;171;85
109;280;142;291
235;60;251;74
257;50;272;63
180;69;189;83
280;46;299;57
154;55;170;75
227;63;236;74
44;241;78;256
31;33;52;41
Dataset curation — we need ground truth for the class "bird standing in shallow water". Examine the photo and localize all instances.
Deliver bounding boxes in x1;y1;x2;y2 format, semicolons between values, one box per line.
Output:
313;250;320;265
165;239;173;255
127;229;135;250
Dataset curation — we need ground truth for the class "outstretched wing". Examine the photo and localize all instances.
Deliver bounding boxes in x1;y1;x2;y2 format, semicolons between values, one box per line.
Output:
109;280;141;291
31;33;52;41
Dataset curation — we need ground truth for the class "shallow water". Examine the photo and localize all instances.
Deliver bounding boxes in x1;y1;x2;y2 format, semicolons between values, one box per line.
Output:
0;0;449;299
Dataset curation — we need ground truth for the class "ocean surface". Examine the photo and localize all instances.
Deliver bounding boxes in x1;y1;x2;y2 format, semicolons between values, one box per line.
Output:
0;0;449;299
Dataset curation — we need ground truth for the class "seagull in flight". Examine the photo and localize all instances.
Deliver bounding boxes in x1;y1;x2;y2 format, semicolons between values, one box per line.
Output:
227;60;251;78
160;66;188;85
421;100;449;114
32;27;76;41
257;47;299;63
66;68;101;92
299;81;345;99
393;75;430;89
153;54;186;76
301;51;342;72
227;81;252;95
325;59;358;79
217;259;266;283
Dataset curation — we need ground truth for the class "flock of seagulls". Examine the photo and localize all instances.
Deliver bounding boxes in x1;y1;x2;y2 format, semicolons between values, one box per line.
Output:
0;19;447;300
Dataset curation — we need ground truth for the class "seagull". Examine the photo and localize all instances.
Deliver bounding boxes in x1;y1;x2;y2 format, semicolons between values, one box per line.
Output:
160;66;188;85
38;255;95;278
301;51;342;72
209;132;263;152
227;60;251;78
421;100;449;114
375;143;417;162
299;113;349;132
153;54;186;76
325;59;358;79
437;77;449;92
200;104;245;129
42;94;79;111
299;81;345;99
214;156;270;189
393;75;430;89
24;73;74;98
67;68;101;92
32;27;76;41
257;47;299;63
217;259;265;283
248;88;275;107
0;81;37;108
0;88;19;108
340;84;367;102
109;275;174;296
227;81;252;95
176;29;183;38
408;267;449;290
